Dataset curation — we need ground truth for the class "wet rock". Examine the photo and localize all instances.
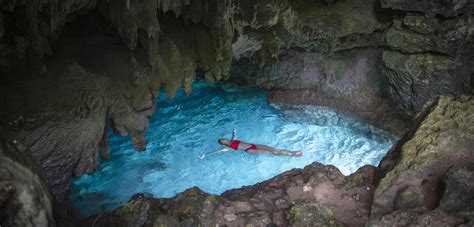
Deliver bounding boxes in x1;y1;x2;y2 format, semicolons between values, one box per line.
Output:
381;0;474;17
90;163;377;226
439;165;474;218
371;96;474;220
0;135;55;227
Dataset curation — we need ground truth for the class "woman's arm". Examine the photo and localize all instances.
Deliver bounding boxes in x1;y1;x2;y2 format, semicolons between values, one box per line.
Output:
198;147;230;159
231;129;237;141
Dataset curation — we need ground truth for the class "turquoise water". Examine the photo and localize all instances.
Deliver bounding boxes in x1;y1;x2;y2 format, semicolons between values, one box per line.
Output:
70;81;396;217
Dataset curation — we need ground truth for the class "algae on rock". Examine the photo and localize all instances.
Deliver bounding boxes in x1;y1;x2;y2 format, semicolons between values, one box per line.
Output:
371;96;474;220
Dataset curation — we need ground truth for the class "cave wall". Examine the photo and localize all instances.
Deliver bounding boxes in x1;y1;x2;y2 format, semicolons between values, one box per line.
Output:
233;0;474;118
0;0;473;226
0;132;55;227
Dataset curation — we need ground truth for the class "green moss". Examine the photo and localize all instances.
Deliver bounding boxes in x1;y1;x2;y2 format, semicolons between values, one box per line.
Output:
116;198;150;226
395;187;424;209
385;27;435;53
382;50;459;78
294;0;384;37
403;15;438;34
204;195;220;204
333;58;350;81
288;202;337;226
345;174;365;188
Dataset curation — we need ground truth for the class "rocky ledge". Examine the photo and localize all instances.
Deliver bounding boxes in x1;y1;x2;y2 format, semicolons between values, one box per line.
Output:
1;0;473;226
84;95;474;226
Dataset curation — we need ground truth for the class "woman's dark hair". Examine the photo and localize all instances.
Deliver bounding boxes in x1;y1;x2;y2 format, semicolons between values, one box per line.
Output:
218;138;227;144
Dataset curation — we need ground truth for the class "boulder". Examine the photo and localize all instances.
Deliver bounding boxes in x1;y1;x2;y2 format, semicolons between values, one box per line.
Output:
89;163;377;226
439;165;474;218
381;50;472;114
0;135;55;227
369;208;466;226
287;202;339;226
371;96;474;220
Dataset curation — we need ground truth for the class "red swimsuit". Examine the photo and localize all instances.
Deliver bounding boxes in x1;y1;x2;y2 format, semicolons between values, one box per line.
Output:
229;140;257;151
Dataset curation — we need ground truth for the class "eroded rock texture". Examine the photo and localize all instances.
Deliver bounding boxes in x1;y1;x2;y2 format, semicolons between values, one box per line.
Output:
371;96;474;224
1;55;154;208
381;0;474;17
381;12;474;115
1;0;474;225
247;48;411;134
87;163;377;226
0;134;55;227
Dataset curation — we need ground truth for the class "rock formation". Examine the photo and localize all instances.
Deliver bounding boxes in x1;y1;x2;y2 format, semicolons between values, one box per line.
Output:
370;96;474;225
0;0;473;226
0;132;55;227
372;97;474;222
87;163;377;226
87;96;474;226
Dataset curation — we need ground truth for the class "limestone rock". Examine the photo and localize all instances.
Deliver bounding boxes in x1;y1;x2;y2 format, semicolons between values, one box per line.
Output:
0;0;98;70
439;165;474;218
288;202;339;227
292;0;386;53
369;209;466;227
381;50;472;114
235;48;412;135
1;0;474;225
381;0;474;17
1;56;155;212
0;136;55;227
89;163;377;226
402;14;438;35
385;14;474;58
371;96;474;220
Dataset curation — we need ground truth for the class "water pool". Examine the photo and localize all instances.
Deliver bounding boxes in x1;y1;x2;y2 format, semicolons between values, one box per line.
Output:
70;81;396;217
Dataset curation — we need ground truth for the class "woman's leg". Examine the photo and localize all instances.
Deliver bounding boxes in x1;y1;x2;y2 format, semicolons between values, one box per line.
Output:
253;144;302;157
248;148;302;157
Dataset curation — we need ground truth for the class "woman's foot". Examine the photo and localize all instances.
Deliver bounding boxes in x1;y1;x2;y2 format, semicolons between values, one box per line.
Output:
293;151;303;157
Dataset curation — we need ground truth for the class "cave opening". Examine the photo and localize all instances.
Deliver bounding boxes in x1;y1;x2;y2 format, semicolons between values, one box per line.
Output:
69;80;396;217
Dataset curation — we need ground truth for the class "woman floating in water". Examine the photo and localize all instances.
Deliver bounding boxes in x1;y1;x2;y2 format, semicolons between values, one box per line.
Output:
198;130;303;159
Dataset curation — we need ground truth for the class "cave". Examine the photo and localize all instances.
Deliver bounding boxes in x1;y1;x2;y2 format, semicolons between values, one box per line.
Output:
1;0;473;226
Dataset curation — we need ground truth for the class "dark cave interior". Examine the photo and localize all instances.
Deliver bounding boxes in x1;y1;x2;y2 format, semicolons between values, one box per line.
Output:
0;0;473;226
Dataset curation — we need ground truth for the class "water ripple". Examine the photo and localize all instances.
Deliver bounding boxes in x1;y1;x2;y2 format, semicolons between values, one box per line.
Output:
70;81;396;217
